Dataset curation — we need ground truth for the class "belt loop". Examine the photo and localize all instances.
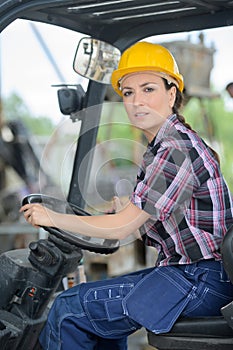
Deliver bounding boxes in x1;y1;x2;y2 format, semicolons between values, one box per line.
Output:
185;263;197;275
220;261;230;282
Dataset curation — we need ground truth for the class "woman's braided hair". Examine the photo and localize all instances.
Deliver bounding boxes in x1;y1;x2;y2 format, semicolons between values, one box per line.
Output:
163;79;220;164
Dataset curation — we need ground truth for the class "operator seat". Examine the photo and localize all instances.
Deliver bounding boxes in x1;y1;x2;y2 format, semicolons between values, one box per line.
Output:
147;224;233;350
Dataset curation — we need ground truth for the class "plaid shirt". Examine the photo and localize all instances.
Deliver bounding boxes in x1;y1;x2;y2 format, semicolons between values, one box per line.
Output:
131;114;233;266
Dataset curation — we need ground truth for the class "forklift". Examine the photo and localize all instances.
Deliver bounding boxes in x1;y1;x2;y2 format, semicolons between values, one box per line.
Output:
0;1;233;349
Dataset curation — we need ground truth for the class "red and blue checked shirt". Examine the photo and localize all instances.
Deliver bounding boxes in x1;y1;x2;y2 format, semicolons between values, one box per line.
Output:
131;114;233;266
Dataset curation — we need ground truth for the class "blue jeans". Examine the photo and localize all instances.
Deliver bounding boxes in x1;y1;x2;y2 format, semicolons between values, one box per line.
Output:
39;260;233;350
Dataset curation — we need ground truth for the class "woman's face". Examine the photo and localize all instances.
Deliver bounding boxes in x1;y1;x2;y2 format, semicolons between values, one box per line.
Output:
121;72;176;141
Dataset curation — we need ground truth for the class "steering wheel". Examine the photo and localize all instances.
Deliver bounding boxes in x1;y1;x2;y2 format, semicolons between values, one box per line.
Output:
22;194;119;254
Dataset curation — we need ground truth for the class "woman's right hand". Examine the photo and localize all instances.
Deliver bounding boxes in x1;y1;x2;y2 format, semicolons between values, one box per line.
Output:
19;203;58;228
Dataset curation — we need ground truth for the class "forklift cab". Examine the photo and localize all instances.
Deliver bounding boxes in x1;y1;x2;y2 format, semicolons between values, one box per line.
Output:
0;1;233;349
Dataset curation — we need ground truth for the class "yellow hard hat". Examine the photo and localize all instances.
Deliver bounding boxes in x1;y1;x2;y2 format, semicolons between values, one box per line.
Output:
111;42;184;95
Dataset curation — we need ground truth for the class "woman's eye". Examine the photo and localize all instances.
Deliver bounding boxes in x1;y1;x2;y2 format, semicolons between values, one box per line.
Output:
123;90;132;97
144;86;154;93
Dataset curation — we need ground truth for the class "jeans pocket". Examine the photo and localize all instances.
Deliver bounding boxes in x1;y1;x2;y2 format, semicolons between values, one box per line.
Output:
183;285;233;317
83;283;137;337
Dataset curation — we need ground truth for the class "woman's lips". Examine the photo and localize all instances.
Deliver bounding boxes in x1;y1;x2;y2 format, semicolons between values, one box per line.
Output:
135;112;148;117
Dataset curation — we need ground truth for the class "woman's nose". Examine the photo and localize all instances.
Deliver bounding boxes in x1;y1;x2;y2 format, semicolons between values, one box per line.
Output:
132;91;144;106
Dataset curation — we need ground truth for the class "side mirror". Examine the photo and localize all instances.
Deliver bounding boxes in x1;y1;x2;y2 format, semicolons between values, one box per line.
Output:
73;37;121;84
57;85;85;116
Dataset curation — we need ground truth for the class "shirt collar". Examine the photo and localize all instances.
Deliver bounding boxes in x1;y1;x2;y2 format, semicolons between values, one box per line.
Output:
148;114;178;148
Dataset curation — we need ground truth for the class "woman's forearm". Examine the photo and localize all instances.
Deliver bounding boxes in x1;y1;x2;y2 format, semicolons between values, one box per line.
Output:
53;202;150;240
20;201;151;241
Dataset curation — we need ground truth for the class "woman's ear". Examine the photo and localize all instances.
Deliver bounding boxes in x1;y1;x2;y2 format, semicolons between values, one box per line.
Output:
169;86;177;108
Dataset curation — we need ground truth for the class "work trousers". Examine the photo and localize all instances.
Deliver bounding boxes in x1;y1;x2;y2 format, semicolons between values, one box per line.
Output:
39;260;233;350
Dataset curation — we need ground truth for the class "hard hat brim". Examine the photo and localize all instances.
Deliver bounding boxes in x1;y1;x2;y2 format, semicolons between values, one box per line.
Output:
111;66;184;95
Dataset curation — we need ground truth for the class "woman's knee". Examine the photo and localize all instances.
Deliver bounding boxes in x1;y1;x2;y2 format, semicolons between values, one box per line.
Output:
48;284;85;323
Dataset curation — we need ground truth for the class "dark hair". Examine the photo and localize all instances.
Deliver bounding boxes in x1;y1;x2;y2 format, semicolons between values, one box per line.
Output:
226;82;233;98
226;82;233;90
163;79;220;165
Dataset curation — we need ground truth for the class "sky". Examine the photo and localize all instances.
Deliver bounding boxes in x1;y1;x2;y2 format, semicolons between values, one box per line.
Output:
1;19;233;124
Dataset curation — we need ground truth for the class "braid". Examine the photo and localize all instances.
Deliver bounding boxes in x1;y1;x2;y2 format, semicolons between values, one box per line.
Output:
162;78;220;165
163;79;193;130
175;113;193;131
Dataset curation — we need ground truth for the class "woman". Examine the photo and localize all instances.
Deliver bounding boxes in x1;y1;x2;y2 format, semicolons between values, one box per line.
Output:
20;42;233;350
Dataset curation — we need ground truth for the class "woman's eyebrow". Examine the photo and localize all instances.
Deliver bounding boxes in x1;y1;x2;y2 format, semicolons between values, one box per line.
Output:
122;82;158;90
121;86;132;91
140;82;158;87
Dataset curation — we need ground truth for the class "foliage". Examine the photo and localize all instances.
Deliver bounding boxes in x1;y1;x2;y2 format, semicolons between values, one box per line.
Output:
184;96;233;192
2;92;54;135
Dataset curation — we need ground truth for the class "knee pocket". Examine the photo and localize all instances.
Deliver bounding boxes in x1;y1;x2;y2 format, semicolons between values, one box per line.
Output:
83;283;138;336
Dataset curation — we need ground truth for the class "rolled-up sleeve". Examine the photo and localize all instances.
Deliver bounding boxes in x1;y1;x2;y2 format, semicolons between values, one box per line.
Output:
131;145;195;221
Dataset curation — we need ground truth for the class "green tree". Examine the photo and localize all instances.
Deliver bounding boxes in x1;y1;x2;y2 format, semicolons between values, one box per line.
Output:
2;92;54;135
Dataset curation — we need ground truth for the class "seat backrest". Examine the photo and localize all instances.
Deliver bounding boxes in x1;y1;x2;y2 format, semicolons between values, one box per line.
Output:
221;225;233;284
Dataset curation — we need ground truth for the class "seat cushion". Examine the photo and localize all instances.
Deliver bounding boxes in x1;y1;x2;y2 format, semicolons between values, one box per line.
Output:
167;316;233;337
147;317;233;350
